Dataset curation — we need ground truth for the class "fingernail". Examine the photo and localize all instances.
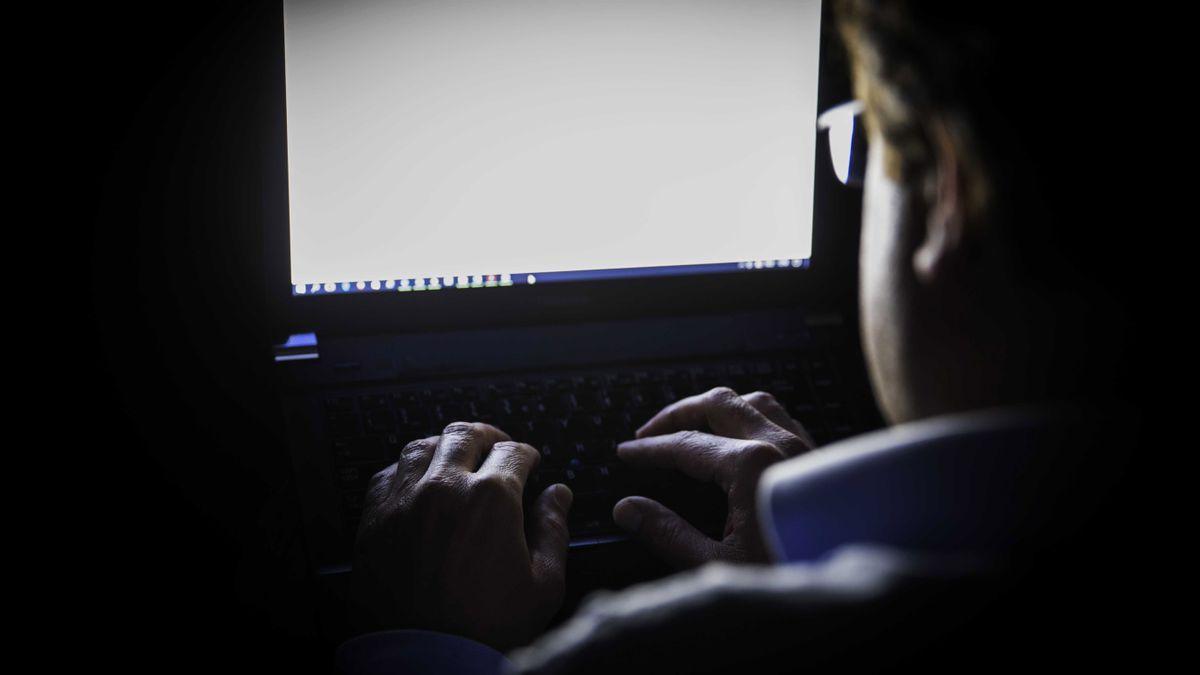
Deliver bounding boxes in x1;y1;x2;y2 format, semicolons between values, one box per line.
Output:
612;498;643;533
551;483;573;510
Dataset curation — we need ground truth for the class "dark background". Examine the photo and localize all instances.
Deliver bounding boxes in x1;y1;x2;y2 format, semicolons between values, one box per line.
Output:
68;2;324;671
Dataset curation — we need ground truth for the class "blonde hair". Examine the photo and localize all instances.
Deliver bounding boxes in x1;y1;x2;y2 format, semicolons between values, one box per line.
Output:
836;0;995;226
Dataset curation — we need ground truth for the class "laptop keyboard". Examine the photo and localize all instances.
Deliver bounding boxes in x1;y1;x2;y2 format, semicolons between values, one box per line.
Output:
323;351;857;547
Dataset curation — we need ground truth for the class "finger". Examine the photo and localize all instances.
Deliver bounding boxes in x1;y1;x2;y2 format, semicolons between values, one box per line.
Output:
429;422;511;474
478;441;541;490
612;496;723;569
741;391;809;441
394;435;439;492
617;430;740;491
636;386;777;440
365;463;398;510
528;483;573;592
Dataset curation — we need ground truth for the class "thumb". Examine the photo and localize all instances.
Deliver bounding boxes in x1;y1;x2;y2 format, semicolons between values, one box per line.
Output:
528;483;572;591
612;496;722;569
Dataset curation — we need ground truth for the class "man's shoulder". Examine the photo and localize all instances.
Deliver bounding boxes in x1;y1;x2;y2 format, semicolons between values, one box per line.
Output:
509;546;1001;674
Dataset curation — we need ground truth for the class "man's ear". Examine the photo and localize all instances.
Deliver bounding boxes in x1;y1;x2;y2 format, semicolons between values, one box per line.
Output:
913;119;966;284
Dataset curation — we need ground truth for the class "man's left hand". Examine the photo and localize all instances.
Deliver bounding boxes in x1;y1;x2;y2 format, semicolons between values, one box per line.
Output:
613;387;813;567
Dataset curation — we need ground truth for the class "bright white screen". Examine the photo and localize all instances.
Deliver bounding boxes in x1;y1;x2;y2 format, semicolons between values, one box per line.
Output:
284;0;822;286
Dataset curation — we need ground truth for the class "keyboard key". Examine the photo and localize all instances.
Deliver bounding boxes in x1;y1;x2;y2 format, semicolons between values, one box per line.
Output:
437;401;472;421
565;413;604;436
539;443;567;467
564;466;601;492
511;397;545;417
337;464;385;491
364;409;396;433
333;436;385;461
545;393;576;416
326;411;361;438
358;394;390;410
569;491;617;533
342;490;364;511
325;396;356;412
573;388;609;412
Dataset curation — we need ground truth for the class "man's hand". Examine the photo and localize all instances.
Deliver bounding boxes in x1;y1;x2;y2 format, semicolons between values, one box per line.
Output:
351;422;573;650
613;387;814;568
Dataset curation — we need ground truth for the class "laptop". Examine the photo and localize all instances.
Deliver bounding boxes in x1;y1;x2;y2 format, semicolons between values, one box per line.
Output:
265;0;877;589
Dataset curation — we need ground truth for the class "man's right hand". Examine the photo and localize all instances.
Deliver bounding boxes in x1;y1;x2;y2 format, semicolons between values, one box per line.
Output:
350;422;573;650
613;387;814;568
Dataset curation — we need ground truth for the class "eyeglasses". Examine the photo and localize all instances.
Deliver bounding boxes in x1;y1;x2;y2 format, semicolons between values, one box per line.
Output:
817;100;866;187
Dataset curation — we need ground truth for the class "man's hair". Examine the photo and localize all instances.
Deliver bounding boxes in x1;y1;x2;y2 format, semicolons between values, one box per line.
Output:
836;2;1136;398
835;1;1111;293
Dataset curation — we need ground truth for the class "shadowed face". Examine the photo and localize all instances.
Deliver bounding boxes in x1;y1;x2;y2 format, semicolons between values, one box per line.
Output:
858;134;923;424
856;121;1022;426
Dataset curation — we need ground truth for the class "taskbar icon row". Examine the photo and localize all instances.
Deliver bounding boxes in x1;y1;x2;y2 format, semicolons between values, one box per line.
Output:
294;274;526;295
737;259;809;270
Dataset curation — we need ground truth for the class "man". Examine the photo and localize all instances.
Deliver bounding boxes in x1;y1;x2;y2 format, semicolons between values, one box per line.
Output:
341;2;1138;672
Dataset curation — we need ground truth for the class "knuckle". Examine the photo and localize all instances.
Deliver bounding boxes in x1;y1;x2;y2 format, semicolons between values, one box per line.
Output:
417;473;462;504
490;440;515;457
369;464;395;487
442;421;477;437
518;442;541;462
365;464;397;498
497;439;536;458
494;441;540;471
706;386;739;402
782;433;814;455
740;440;785;467
420;472;452;492
402;438;432;455
473;473;519;500
516;441;540;461
744;391;776;406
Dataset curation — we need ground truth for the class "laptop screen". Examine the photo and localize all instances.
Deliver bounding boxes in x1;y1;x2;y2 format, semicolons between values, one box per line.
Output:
283;0;823;296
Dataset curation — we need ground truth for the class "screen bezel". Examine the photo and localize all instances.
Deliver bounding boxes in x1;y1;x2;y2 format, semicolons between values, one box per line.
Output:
263;0;859;340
